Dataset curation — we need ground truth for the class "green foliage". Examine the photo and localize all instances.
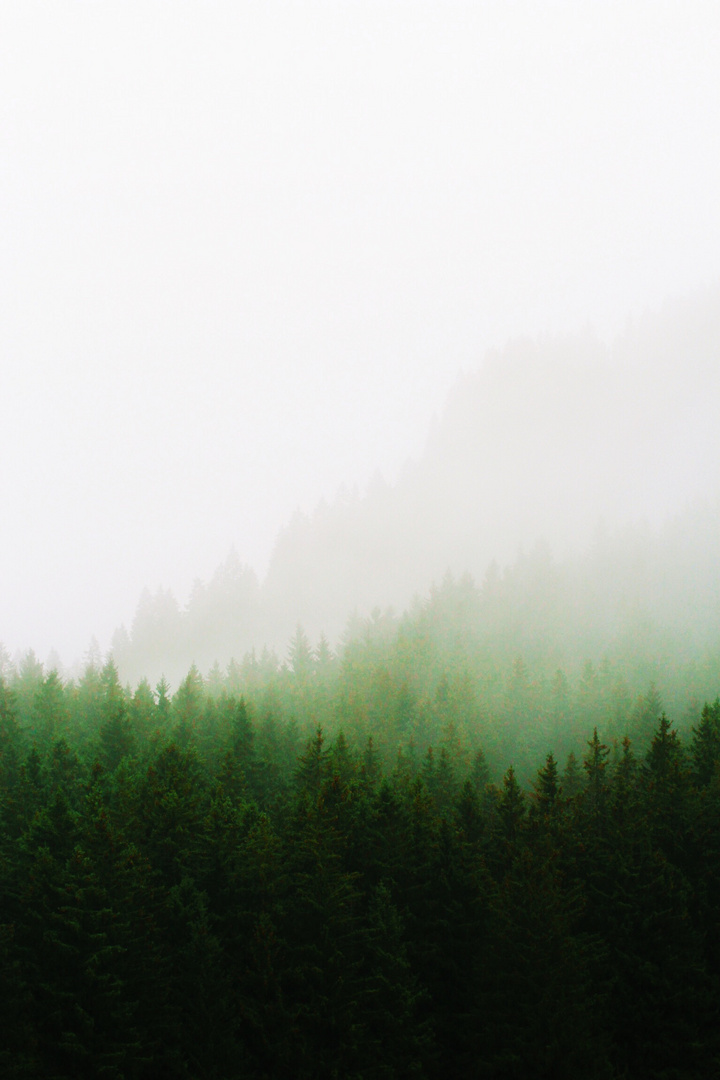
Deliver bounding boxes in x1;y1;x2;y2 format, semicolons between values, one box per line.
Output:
5;622;720;1077
691;698;720;785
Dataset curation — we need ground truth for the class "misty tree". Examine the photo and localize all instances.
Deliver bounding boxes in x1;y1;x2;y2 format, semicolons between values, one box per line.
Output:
173;665;205;746
533;752;560;815
630;683;664;747
32;669;68;745
0;678;21;801
690;699;720;786
561;752;582;798
230;696;255;772
11;650;44;728
287;624;314;680
0;643;14;682
497;765;526;842
583;728;610;814
294;726;328;800
314;633;334;678
155;676;172;725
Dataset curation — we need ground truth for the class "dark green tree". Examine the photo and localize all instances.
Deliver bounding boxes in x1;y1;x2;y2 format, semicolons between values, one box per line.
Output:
690;699;720;786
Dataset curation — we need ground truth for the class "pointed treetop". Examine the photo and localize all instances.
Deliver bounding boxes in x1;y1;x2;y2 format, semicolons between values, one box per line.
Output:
534;752;560;809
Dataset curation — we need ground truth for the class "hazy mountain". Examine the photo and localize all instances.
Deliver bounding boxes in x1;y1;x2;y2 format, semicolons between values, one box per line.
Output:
260;287;720;637
113;286;720;685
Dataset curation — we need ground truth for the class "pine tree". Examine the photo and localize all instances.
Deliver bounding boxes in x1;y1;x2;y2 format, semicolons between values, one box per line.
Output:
32;669;68;745
497;766;526;844
469;747;491;794
295;727;329;802
360;736;381;787
11;650;44;729
129;679;157;742
98;659;134;772
287;624;313;680
562;751;583;799
314;633;335;678
329;730;355;785
172;666;204;746
611;735;638;821
0;679;21;806
155;675;172;730
690;699;720;786
230;696;254;764
645;712;683;783
533;752;560;815
583;728;610;813
630;682;663;748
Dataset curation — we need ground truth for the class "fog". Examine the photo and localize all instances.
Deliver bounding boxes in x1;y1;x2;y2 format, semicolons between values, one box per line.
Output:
2;2;720;667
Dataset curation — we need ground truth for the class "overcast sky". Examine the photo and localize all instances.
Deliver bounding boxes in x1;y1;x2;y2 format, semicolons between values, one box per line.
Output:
2;1;720;665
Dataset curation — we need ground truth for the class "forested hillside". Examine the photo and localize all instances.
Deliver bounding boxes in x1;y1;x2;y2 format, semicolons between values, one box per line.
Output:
6;289;720;1076
111;287;720;686
2;638;720;1077
110;500;720;733
5;477;720;1076
4;4;720;1075
258;288;720;642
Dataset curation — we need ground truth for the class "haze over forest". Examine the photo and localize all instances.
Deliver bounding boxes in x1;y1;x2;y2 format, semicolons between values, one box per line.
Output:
103;286;720;689
6;8;720;1076
2;3;720;669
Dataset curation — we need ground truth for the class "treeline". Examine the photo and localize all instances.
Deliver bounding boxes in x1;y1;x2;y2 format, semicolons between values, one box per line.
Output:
251;288;720;659
96;562;720;790
106;287;720;690
109;499;720;719
8;290;720;692
2;652;720;1077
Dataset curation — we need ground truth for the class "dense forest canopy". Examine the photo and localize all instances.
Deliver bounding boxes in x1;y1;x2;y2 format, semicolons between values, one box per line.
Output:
2;621;720;1076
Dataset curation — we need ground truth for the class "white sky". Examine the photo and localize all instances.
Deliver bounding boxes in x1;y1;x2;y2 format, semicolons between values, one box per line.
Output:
2;1;720;665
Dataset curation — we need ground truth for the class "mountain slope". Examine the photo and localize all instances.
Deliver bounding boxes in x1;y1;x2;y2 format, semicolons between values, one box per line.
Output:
261;287;720;640
113;286;720;684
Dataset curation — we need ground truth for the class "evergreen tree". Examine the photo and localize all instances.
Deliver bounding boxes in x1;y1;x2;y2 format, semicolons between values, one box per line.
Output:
287;624;313;680
360;736;381;788
611;735;639;825
172;665;204;746
295;727;329;802
690;699;720;786
129;678;157;743
98;659;133;772
32;669;68;745
630;682;663;747
533;751;561;815
562;751;583;799
11;650;44;730
583;728;610;814
0;679;21;808
495;765;526;848
645;712;683;783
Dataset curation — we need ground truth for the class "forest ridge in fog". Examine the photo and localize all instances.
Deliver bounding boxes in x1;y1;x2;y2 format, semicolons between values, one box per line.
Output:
108;287;720;686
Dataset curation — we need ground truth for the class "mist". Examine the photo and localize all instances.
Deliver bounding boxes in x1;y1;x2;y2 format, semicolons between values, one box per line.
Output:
2;3;720;666
6;10;720;1068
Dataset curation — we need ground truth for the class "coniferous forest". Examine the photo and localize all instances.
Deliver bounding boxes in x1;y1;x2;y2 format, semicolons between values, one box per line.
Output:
3;572;720;1078
5;5;720;1077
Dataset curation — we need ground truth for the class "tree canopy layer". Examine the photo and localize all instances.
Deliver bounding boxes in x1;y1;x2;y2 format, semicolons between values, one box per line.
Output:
2;626;720;1078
